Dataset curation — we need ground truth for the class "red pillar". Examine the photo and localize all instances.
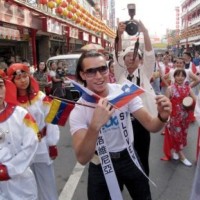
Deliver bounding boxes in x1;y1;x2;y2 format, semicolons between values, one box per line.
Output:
31;29;37;67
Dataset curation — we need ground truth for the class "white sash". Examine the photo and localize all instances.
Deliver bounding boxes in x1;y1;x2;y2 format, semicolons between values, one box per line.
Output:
96;110;156;200
116;111;156;187
97;129;123;200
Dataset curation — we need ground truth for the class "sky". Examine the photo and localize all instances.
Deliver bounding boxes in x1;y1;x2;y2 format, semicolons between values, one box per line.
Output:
115;0;180;37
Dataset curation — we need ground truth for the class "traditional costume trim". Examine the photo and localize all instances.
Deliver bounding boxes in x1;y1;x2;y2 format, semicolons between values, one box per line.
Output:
0;103;15;122
23;113;39;137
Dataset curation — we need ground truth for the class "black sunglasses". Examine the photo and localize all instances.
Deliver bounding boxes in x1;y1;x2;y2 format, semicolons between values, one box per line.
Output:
83;65;108;77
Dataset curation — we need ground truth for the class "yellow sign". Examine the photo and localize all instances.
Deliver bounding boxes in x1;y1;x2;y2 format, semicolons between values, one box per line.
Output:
152;43;167;48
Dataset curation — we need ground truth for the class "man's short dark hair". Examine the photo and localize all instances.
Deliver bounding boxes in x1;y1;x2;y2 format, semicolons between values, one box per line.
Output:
76;50;105;86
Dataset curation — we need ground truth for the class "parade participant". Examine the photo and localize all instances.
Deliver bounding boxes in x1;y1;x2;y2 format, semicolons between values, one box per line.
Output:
165;69;196;166
0;69;39;200
151;53;163;95
114;20;156;176
33;61;50;93
190;91;200;199
108;60;116;83
69;50;171;200
166;57;199;87
7;63;60;200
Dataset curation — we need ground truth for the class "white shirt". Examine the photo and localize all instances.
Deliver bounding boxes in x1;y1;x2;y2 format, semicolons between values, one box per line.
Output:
114;49;157;116
69;83;143;152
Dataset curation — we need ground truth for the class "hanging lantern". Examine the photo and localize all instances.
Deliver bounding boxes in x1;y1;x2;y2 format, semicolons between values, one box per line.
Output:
60;1;68;8
67;11;73;19
79;19;84;26
71;6;77;14
62;8;69;16
76;3;80;10
82;14;87;21
71;0;76;6
55;6;63;14
75;17;81;24
82;21;87;27
47;1;56;9
54;0;62;5
76;9;81;17
72;13;78;22
67;4;73;11
80;6;86;14
39;0;48;5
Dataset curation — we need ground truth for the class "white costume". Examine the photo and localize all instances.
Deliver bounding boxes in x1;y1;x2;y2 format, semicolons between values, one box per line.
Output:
18;91;60;200
114;49;157;116
70;83;143;152
0;103;39;200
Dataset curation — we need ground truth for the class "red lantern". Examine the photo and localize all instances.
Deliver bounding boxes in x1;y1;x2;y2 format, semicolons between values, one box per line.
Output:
55;6;63;14
71;6;77;14
67;11;73;19
60;1;68;8
39;0;48;5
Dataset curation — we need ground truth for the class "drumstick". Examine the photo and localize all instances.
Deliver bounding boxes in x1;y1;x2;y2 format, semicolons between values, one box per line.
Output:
49;95;95;108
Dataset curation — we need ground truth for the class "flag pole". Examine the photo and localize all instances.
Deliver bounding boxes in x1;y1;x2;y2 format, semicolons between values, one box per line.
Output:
49;95;96;109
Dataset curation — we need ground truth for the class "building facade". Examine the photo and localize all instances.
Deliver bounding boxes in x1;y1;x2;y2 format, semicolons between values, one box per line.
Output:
168;0;200;54
0;0;115;67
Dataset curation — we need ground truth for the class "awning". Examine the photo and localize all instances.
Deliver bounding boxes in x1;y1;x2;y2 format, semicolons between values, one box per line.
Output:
193;41;200;46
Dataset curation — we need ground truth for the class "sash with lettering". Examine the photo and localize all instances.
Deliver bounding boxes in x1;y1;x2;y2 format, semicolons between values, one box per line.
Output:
97;110;156;199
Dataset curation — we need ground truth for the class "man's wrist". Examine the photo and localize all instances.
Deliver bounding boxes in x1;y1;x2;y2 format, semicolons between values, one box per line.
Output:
157;113;170;123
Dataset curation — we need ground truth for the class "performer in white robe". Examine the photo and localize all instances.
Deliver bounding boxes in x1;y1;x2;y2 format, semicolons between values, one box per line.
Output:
0;70;39;200
7;64;60;200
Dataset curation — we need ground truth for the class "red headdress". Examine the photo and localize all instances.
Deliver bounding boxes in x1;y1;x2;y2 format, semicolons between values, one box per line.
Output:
0;69;18;105
7;63;39;93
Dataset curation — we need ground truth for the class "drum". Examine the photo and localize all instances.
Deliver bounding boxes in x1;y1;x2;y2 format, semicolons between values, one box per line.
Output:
182;96;195;110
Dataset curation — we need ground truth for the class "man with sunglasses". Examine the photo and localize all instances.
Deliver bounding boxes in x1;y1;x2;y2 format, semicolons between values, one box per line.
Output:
114;20;156;176
69;50;171;200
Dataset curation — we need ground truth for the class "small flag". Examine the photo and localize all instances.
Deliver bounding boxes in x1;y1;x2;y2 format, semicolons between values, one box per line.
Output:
107;81;145;108
70;79;100;103
70;79;144;108
45;99;75;126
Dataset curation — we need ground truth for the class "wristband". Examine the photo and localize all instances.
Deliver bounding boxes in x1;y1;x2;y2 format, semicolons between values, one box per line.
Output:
157;113;169;123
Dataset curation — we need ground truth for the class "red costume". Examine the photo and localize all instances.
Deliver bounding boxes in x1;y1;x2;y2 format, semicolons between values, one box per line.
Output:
167;83;193;152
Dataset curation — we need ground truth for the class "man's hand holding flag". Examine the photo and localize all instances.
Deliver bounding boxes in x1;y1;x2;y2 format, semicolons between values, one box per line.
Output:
45;79;145;126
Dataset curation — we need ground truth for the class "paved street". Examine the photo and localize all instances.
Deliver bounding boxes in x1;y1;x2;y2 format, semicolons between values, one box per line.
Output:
55;121;199;200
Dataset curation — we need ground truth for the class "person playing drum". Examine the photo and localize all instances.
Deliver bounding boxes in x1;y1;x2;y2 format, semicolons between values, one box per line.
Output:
164;68;196;166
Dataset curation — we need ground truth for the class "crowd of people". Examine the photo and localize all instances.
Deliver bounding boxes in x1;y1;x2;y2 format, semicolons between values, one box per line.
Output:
1;19;200;200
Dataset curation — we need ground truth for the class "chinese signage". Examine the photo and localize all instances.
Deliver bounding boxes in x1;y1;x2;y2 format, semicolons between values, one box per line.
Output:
0;26;20;40
91;35;96;43
83;32;89;41
69;27;79;39
0;0;42;29
47;18;62;35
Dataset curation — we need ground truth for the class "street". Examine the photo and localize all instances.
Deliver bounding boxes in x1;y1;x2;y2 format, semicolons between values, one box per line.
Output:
54;121;199;200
